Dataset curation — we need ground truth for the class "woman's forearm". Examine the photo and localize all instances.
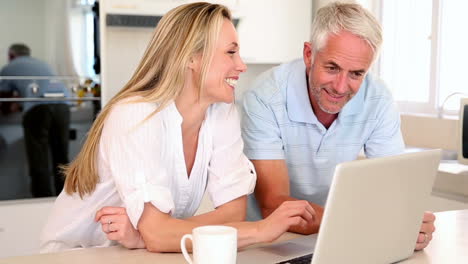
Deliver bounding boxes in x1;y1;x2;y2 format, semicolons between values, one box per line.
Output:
186;196;247;224
141;212;263;252
226;221;262;248
139;198;264;252
138;204;200;252
138;200;314;252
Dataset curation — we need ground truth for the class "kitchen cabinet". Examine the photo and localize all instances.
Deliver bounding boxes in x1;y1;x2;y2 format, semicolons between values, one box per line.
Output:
237;0;312;64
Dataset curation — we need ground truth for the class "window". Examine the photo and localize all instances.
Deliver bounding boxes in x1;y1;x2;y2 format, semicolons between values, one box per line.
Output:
70;0;96;78
378;0;468;116
438;1;468;112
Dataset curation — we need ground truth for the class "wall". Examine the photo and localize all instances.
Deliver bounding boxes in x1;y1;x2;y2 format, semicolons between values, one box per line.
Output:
0;0;47;67
237;0;311;64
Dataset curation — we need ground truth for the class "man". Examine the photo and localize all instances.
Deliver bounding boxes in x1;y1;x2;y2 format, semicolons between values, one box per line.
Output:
0;43;70;197
241;2;435;250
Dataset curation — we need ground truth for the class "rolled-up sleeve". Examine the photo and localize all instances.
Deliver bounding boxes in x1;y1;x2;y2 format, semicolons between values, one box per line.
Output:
101;102;175;229
206;104;256;208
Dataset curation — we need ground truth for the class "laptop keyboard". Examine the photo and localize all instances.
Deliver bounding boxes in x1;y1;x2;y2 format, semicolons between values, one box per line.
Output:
276;253;313;264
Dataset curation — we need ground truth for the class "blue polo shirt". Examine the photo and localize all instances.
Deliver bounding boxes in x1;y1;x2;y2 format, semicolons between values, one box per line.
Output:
241;59;405;220
0;56;69;112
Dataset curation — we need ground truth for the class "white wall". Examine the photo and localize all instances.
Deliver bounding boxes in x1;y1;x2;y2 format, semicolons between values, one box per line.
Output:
237;0;311;64
0;0;47;67
101;27;152;104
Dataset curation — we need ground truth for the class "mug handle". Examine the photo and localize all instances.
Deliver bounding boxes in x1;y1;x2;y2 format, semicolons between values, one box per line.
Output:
180;234;193;264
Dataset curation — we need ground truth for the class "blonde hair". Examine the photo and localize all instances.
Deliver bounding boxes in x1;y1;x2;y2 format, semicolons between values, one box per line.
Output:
311;2;382;59
64;2;232;197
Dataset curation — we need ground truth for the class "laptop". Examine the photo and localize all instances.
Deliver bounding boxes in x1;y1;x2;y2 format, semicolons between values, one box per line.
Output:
238;149;441;264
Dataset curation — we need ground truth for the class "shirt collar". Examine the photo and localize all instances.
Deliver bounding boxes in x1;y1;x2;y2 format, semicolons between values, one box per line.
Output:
169;100;183;124
286;60;367;123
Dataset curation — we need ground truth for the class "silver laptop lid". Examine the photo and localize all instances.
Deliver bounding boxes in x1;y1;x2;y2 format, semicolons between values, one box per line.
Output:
312;149;441;264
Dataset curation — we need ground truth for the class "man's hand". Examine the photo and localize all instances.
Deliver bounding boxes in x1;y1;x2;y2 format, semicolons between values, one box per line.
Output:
288;202;323;234
415;211;436;251
257;200;316;243
252;159;324;235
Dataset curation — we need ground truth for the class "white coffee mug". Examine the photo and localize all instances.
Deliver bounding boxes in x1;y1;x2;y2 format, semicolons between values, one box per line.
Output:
180;225;237;264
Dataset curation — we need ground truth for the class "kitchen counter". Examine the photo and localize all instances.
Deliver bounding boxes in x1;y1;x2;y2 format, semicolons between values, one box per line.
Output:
1;210;467;264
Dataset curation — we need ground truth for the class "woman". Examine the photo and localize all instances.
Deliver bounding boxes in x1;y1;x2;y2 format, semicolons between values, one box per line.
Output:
40;2;316;253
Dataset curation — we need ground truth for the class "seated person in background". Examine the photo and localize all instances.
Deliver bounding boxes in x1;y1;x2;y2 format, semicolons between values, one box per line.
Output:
241;2;435;251
0;43;70;197
40;2;315;253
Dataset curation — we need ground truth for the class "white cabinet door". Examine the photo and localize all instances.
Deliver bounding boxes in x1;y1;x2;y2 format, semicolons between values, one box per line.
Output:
0;198;55;258
237;0;312;64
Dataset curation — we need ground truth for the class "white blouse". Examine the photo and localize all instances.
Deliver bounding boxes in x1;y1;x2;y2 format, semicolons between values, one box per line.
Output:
40;99;256;252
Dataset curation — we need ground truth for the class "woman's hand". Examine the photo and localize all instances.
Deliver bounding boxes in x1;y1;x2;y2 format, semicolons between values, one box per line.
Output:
95;206;145;249
256;200;316;243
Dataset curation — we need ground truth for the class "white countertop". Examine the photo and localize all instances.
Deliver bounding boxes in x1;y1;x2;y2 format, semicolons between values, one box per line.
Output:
1;210;467;264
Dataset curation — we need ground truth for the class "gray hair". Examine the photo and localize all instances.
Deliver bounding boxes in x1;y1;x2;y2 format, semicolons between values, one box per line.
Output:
8;43;31;57
310;2;382;59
